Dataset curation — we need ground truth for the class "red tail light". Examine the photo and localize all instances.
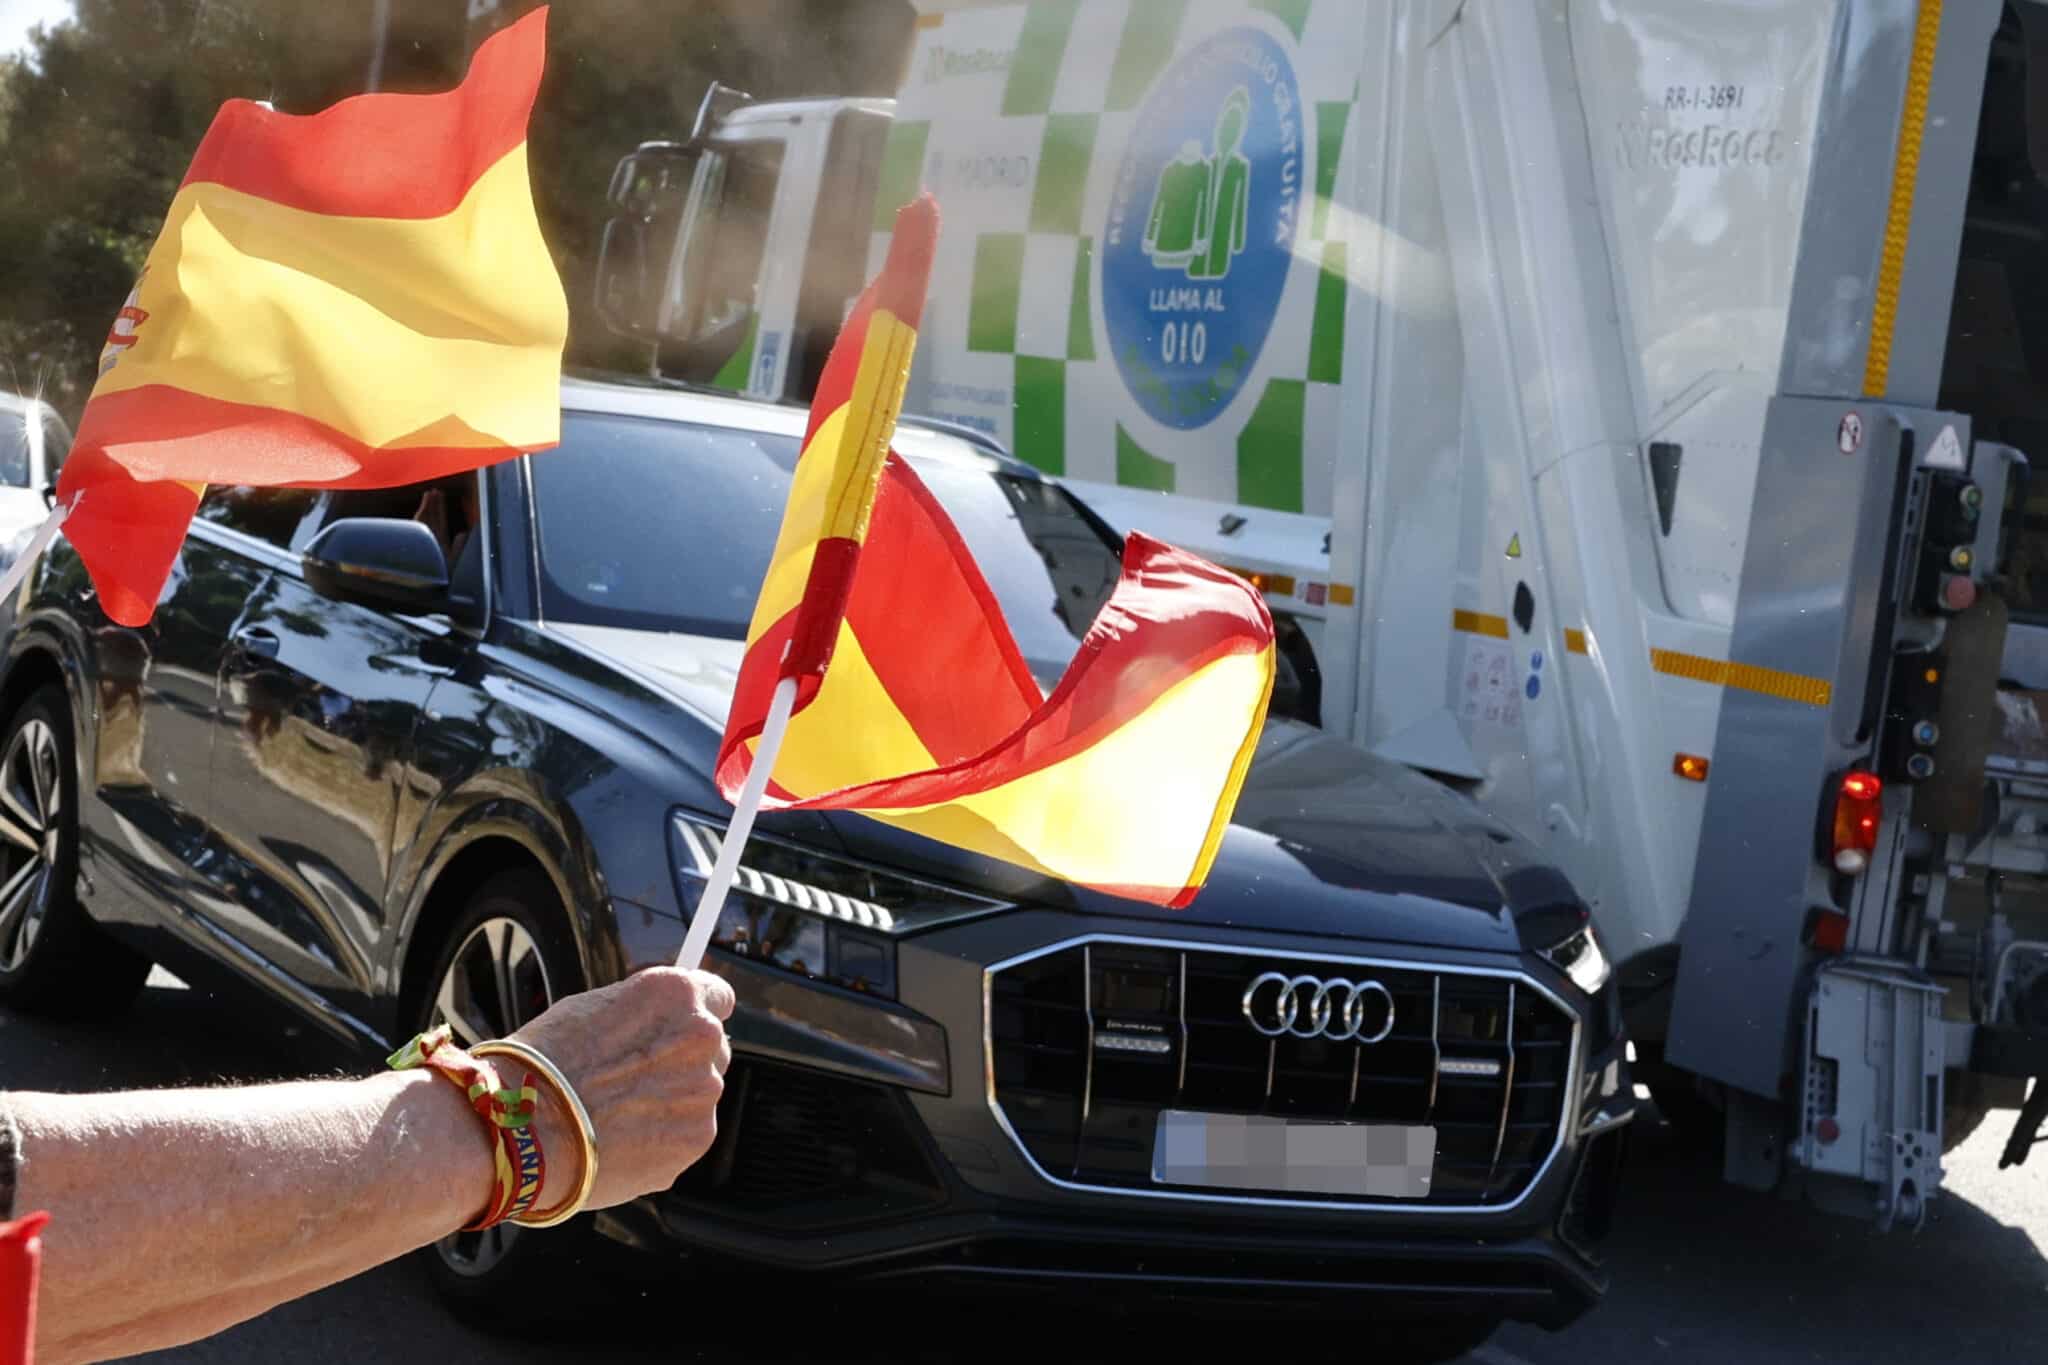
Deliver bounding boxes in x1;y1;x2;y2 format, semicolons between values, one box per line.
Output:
1806;907;1852;954
1831;770;1883;874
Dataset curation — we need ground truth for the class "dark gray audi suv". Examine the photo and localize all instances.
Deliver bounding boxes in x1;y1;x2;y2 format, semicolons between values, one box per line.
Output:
0;373;1631;1352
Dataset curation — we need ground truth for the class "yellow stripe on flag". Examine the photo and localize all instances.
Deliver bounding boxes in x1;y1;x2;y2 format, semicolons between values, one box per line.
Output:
861;648;1276;892
745;401;851;646
97;147;563;462
754;617;939;792
822;308;918;543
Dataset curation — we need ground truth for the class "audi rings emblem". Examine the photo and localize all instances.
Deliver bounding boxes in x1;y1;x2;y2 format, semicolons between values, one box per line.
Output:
1240;972;1397;1043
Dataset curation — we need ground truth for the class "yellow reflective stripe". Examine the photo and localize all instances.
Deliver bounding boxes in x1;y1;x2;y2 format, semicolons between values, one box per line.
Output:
1448;609;1820;702
1328;583;1355;606
1452;609;1586;654
1650;648;1833;708
1862;0;1943;398
1451;609;1508;639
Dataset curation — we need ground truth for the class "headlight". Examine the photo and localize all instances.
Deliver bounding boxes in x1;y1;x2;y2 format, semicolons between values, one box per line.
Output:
668;810;1012;999
1539;920;1612;996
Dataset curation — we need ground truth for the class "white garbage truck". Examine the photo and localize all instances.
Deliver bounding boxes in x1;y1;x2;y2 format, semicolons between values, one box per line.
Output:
584;0;2048;1229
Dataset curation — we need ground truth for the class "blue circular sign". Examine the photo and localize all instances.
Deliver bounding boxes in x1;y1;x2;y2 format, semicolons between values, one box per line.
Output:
1102;27;1304;430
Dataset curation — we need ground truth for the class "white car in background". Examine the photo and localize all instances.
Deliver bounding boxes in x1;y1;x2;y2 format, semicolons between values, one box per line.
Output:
0;394;68;572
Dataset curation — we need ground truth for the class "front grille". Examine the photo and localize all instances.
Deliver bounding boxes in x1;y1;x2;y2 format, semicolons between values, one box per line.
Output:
987;940;1577;1208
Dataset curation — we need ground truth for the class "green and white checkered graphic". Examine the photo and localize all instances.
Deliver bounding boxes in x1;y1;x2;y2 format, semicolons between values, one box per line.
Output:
877;0;1363;514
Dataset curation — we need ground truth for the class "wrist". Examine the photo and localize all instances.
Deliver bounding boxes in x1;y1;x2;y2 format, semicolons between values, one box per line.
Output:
382;1025;551;1232
378;1069;499;1236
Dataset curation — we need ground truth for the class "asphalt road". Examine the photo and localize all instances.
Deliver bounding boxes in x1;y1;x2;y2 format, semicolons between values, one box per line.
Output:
4;968;2042;1365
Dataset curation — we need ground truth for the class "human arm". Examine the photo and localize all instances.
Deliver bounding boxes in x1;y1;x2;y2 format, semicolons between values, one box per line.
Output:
6;965;733;1365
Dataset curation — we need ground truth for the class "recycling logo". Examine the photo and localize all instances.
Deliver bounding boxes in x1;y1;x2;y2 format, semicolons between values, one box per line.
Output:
1103;27;1303;431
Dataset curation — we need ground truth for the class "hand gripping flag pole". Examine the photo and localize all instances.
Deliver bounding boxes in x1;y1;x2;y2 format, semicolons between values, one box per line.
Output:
676;196;941;970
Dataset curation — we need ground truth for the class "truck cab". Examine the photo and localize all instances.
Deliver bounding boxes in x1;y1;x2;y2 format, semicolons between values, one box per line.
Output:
595;85;894;407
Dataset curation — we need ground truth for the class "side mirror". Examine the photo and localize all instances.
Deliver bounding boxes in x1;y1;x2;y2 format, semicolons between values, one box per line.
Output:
596;143;705;342
303;518;450;615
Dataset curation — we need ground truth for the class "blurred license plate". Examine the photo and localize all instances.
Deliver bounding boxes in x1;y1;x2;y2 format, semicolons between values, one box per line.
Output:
1151;1109;1436;1199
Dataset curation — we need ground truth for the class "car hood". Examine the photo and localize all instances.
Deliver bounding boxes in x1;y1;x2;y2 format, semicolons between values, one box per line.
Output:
544;623;1576;954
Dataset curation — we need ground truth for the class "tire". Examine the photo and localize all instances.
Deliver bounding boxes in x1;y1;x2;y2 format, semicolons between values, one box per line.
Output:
408;867;617;1327
0;684;150;1016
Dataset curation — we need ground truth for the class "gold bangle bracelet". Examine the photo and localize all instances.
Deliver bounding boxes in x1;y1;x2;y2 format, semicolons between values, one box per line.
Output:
472;1039;599;1229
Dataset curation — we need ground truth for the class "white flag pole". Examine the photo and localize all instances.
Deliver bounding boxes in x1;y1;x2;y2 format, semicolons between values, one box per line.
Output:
674;674;799;971
0;497;75;607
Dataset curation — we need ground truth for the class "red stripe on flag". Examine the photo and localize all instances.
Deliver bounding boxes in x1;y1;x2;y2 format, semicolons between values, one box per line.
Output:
717;607;805;799
63;385;549;492
868;196;940;330
785;536;859;688
56;450;203;628
178;7;546;219
844;457;1039;762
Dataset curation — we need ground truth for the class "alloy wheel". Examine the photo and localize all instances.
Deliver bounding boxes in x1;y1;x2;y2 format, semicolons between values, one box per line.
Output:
427;916;556;1277
0;718;62;974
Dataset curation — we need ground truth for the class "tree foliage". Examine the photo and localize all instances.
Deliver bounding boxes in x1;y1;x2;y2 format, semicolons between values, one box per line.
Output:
0;0;915;416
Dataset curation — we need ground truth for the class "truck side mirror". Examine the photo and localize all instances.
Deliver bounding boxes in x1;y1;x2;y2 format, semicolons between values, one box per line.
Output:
595;144;703;342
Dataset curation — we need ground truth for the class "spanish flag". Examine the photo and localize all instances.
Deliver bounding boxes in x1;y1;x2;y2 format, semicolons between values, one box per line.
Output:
718;196;1276;908
0;1212;45;1365
57;7;566;627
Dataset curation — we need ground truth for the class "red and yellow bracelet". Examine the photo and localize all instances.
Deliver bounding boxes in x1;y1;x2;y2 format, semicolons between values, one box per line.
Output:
388;1025;545;1230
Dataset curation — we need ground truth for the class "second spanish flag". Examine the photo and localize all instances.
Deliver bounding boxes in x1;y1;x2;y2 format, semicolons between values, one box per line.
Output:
719;195;1276;908
59;8;567;626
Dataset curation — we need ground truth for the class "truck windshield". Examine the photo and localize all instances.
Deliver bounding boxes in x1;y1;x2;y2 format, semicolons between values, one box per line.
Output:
528;410;1122;685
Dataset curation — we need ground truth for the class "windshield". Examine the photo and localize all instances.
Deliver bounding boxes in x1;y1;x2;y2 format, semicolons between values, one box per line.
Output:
529;410;1122;683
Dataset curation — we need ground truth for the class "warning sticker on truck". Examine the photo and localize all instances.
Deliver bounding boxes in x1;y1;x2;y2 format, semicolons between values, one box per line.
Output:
1459;634;1523;731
